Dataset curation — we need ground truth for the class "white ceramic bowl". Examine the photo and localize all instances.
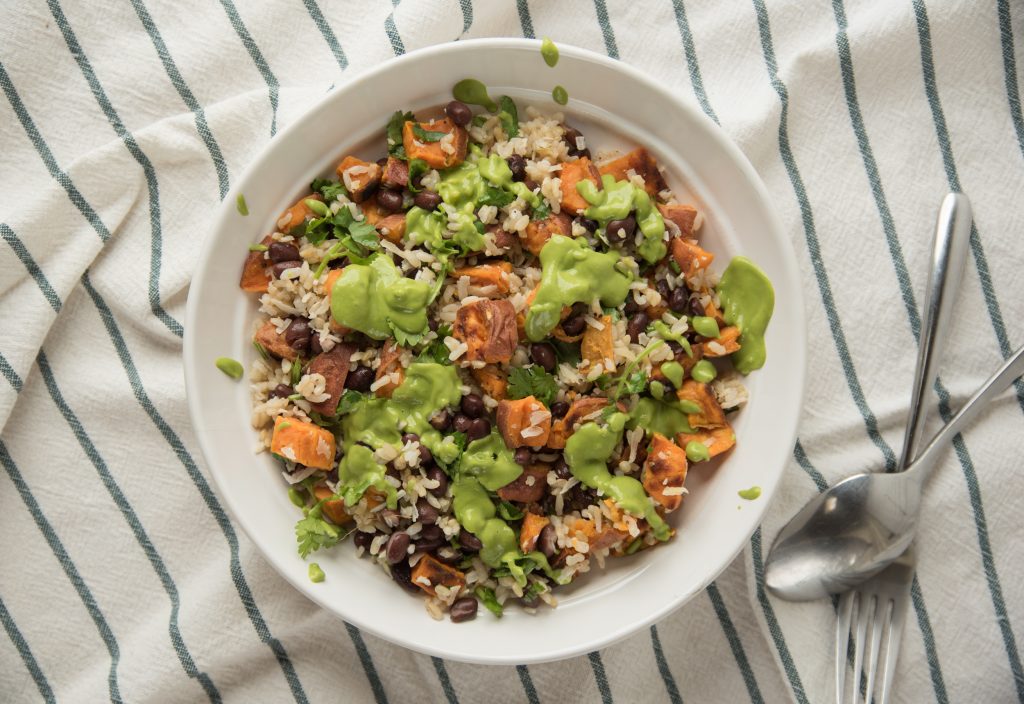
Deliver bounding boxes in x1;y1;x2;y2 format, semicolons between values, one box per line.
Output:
184;38;805;665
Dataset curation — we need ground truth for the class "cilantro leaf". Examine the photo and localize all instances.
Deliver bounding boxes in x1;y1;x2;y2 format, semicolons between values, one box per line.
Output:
497;95;519;138
507;366;559;406
531;202;551;221
479;187;516;208
497;501;524;521
550;339;581;365
406;158;430;194
475;585;504;617
311;177;348;202
412;123;448;142
389;322;425;348
418;326;454;366
295;514;340;558
290;358;303;385
336;389;364;415
619;370;648;395
348;219;380;249
386;110;414;158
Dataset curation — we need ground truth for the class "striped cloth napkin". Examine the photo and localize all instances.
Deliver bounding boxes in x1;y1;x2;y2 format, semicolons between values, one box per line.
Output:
2;1;1022;702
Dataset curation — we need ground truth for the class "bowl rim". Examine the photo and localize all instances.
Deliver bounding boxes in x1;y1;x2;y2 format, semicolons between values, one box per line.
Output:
184;36;806;664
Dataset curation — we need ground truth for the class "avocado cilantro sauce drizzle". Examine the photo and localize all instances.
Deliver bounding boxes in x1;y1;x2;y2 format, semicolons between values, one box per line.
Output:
541;38;559;67
576;175;667;263
717;256;774;373
330;255;432;341
452;78;498;112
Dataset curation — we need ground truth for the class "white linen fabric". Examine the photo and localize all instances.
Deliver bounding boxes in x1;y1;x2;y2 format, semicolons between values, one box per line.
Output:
1;1;1022;702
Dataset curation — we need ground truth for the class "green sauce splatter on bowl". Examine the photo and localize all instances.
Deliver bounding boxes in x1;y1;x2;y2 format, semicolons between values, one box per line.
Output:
236;194;249;216
552;85;568;105
215;357;243;379
541;38;559;67
738;486;762;501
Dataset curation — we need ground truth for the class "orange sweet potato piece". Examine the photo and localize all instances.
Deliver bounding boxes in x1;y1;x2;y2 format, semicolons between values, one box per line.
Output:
471;364;508;400
642;433;689;512
497;463;549;503
254;320;298;361
402;118;468;169
496;396;552;449
376;213;406;244
521;212;572;256
670;237;715;278
307;343;355;416
453;262;513;294
360;199;384;226
559;157;601;215
374;340;405;398
411;555;466;597
547;397;609;449
381;156;409;190
453;299;518;364
677;380;727;429
597;147;667;198
277;193;322;235
677;424;736;459
313;485;352;525
489;223;517;251
335;156;382;202
271;416;335;469
658;203;701;238
580;315;615;374
701;326;741;356
568;517;628;553
519;512;550;553
240;235;274;293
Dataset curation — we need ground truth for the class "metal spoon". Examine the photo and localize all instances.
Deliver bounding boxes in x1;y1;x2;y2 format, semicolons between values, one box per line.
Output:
764;193;973;601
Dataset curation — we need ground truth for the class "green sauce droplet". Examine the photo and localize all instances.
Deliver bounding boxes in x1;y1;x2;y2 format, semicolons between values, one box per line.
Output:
717;257;775;374
691;359;717;383
215;357;244;379
541;38;559;67
288;488;305;508
738;486;762;501
661;361;685;389
691;316;720;339
308;563;325;583
453;78;498;112
236;194;249;216
685;441;710;463
649;380;665;400
577;175;666;263
552;85;568;105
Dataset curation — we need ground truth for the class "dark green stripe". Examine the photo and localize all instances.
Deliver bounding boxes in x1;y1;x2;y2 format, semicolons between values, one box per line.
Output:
0;438;123;703
592;0;619;59
999;0;1024;156
459;0;473;33
46;0;183;337
343;622;388;704
217;0;279;135
301;0;348;71
649;626;682;704
587;651;613;704
127;0;230;199
431;656;459;704
35;350;221;702
0;58;111;242
791;441;827;492
515;665;541;704
669;0;719;124
0;594;55;703
385;1;405;56
830;2;950;697
705;584;763;703
78;274;310;704
0;225;61;313
516;0;535;38
0;351;22;392
912;3;1024;697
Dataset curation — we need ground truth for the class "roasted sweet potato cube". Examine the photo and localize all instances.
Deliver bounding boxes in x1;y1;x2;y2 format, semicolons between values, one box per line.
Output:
374;340;405;398
489;223;517;251
313;485;352;525
580;315;615;374
471;364;508;400
254;320;298;361
271;417;335;469
360;199;384;226
453;262;513;294
670;237;715;278
240;235;274;292
547;397;609;449
678;380;727;429
307;343;355;416
381;156;409;190
498;463;549;503
496;396;552;448
642;433;689;512
277;193;322;235
519;512;550;553
559;157;601;215
677;424;736;459
658;203;702;238
597;147;667;198
568;517;628;552
521;212;571;256
335;156;381;202
376;213;406;244
411;555;466;597
453;299;518;364
702;326;741;356
402;118;468;169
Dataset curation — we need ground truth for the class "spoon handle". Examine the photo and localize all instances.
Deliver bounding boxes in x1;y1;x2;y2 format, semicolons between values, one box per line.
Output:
899;193;973;469
907;344;1024;483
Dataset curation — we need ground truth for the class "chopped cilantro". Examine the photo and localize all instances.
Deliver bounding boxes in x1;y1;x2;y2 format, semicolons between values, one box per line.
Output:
479;186;516;208
531;202;551;221
507;366;559;406
389;322;425;348
412;123;448;142
348;219;380;249
252;341;270;360
550;339;581;365
406;158;430;193
336;389;364;415
295;513;340;558
497;501;524;521
386;110;415;158
290;358;302;385
475;585;503;617
620;370;648;395
311;177;348;202
497;95;519;138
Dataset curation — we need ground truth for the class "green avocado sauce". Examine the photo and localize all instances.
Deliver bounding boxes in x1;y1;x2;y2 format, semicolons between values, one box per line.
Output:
564;417;671;541
525;235;634;341
236;194;249;216
552;85;568;105
576;175;667;263
650;320;693;357
690;359;717;383
330;256;431;340
685;441;710;463
717;257;774;374
453;78;498;112
627;398;693;437
660;361;684;389
541;38;559;67
649;380;666;400
738;485;762;501
691;316;720;339
458;432;523;490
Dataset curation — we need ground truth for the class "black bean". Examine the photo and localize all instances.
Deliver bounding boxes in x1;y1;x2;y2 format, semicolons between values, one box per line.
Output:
514;447;532;466
550;401;569;418
353;530;375;551
385;532;410;564
605;216;636;244
390;559;417;593
689;296;706;318
459;531;483;552
402;432;420;445
271;260;303;279
560;315;587;337
415;499;438;525
523;178;540;193
413;190;442;210
506;154;527;182
626;312;649;342
570;302;588;317
461;393;485;418
669;286;689;313
538;524;558;558
467;418;491;441
450;597;478;623
530;343;557;372
445;100;472;126
325;467;339;483
575;217;598;233
268;242;301;264
428;317;440;332
656;279;671;302
345;366;374;392
418;444;433;466
376;188;404;213
284;318;311;353
566;485;599;512
452;413;473;434
270;383;293;399
623;294;640;316
416;524;445;551
553;458;571;480
309;333;323;355
429;409;452;431
562;125;586;156
328;255;349;270
427;466;449;497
